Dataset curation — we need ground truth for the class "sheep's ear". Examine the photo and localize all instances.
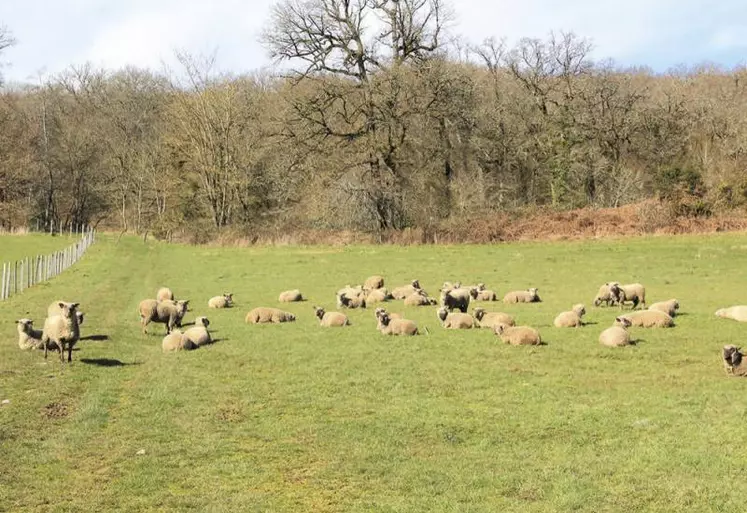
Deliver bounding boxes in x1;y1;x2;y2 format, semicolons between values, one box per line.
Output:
71;302;80;308
58;302;65;308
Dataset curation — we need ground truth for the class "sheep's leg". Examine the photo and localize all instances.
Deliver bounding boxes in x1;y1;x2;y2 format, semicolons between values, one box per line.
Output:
43;335;49;359
141;318;149;335
59;342;65;363
67;342;73;362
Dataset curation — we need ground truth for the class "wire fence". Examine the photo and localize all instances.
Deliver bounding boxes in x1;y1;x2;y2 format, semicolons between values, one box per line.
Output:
0;228;96;301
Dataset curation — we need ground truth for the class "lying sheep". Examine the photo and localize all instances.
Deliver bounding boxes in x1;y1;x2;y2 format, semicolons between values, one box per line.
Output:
495;324;541;345
337;284;363;297
404;291;437;306
391;280;421;299
593;283;615;307
377;312;418;336
16;319;44;350
366;288;392;304
471;288;498;301
609;282;646;309
599;317;633;347
364;275;384;291
245;307;296;324
553;304;586;328
208;293;233;308
374;308;402;323
314;306;350;327
279;289;304;302
715;306;747;322
473;308;515;330
42;302;81;362
503;288;541;304
722;345;747;376
181;316;212;347
440;287;471;313
162;329;197;352
649;299;679;318
617;310;674;328
139;299;189;334
436;307;474;329
337;292;366;309
157;287;174;301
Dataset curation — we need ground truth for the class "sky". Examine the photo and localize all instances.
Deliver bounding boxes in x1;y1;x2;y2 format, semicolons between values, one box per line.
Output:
1;0;746;83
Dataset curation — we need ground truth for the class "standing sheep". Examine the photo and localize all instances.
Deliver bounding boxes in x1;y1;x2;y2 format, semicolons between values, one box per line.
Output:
473;308;515;330
47;300;81;318
181;316;212;347
617;310;674;328
162;329;197;352
391;280;421;299
139;299;189;334
436;307;474;329
279;289;304;302
41;302;81;362
157;287;174;301
245;307;296;324
722;345;747;376
649;299;679;318
715;306;747;322
553;304;586;328
608;282;646;309
376;312;418;336
599;317;633;347
494;324;541;345
503;288;541;304
208;293;233;308
16;319;44;350
364;275;385;290
593;283;616;307
314;306;350;327
440;287;471;313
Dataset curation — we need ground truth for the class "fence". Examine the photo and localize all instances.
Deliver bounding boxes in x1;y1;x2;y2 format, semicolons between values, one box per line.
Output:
0;228;96;301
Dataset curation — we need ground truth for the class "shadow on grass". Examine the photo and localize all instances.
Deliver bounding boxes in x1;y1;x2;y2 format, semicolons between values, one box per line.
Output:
81;334;109;342
80;358;142;367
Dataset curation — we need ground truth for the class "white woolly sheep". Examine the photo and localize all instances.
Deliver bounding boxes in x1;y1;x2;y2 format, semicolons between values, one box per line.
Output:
502;288;541;304
162;329;197;352
494;324;541;345
364;275;385;291
366;288;392;304
208;293;233;308
715;306;747;323
599;317;633;347
608;282;646;309
279;289;304;302
722;345;747;376
470;288;498;301
440;287;471;313
16;319;44;350
139;299;189;334
472;308;515;330
337;292;367;309
245;307;296;324
377;312;418;336
181;316;211;347
593;283;615;307
649;299;679;318
404;291;437;306
157;287;174;301
374;308;403;326
41;302;81;362
617;310;673;328
391;280;421;299
437;307;474;329
553;304;586;328
314;306;350;327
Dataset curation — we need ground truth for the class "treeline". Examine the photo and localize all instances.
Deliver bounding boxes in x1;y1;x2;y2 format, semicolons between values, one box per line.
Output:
1;1;746;239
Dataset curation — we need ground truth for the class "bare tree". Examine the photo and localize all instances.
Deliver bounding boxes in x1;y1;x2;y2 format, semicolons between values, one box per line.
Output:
0;25;16;86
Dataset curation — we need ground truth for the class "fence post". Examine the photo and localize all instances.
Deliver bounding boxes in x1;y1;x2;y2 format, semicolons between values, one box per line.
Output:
1;263;6;300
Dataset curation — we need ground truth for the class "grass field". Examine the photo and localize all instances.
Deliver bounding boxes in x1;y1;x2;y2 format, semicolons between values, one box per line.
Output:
0;233;80;264
2;233;747;512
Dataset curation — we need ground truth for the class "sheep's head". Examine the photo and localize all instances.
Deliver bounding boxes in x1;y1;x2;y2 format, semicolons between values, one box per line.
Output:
224;293;233;305
288;313;296;321
313;306;325;320
473;308;485;321
614;316;632;328
715;308;726;318
671;299;680;310
437;307;448;322
723;345;743;367
57;302;78;319
378;313;391;327
176;300;189;317
573;304;586;316
196;316;210;328
427;297;438;305
469;288;478;299
374;307;386;319
411;279;420;289
16;318;33;333
494;324;507;335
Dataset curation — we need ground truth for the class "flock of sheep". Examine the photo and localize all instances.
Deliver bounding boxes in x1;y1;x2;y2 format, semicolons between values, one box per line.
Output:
14;278;747;375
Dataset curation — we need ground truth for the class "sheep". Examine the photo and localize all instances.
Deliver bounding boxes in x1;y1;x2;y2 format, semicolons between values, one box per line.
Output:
649;299;679;318
608;282;646;309
377;312;418;336
722;345;747;376
599;317;633;347
157;287;174;301
337;284;363;297
41;302;81;362
617;310;674;328
76;311;84;326
162;329;197;352
470;288;498;301
440;287;471;313
208;293;233;308
472;308;515;330
337;292;367;309
279;289;304;302
441;281;461;292
494;324;541;345
374;307;402;323
553;304;586;328
593;283;615;307
245;307;296;324
314;306;350;327
366;288;393;304
436;307;474;329
181;316;212;347
502;288;541;304
391;280;421;299
404;291;437;306
47;300;80;318
16;319;44;350
715;306;747;323
364;275;385;291
139;299;189;334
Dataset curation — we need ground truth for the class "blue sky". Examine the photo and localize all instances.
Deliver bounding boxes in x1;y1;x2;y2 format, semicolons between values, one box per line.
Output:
1;0;746;83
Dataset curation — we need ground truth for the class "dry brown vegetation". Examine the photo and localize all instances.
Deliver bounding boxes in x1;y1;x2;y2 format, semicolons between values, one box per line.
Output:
1;3;747;242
